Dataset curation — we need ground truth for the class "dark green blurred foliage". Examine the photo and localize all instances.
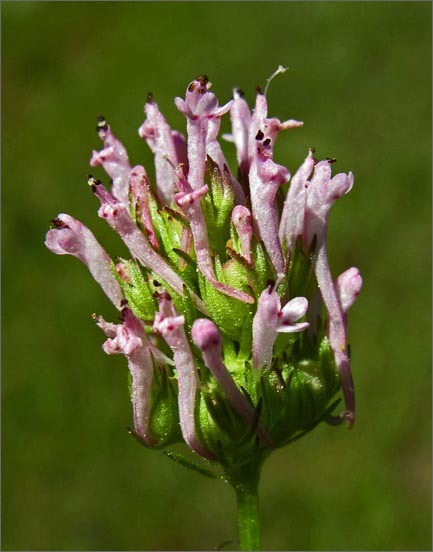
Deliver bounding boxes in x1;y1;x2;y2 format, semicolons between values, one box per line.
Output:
2;2;431;550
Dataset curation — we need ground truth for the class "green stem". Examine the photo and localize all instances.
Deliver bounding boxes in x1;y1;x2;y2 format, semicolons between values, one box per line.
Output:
234;474;261;551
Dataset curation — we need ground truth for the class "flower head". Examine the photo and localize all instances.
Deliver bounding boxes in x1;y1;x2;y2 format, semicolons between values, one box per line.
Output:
46;71;362;472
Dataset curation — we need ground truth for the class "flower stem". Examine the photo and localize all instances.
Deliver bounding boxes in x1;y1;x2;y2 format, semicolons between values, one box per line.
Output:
234;474;261;551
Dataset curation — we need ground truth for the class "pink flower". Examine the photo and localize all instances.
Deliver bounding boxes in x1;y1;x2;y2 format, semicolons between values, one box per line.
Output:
98;308;157;445
46;71;362;465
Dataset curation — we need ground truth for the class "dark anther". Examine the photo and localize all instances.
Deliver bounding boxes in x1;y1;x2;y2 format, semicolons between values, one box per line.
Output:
326;157;337;164
87;175;102;187
255;130;264;141
50;218;65;228
153;280;161;287
310;147;316;154
120;298;129;307
147;92;154;102
235;88;244;97
96;115;106;124
164;292;172;301
96;124;108;133
266;279;275;292
263;138;271;146
196;74;209;85
188;82;196;93
256;85;263;94
197;88;206;95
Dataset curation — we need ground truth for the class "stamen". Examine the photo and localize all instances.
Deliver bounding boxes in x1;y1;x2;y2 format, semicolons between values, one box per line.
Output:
264;65;288;97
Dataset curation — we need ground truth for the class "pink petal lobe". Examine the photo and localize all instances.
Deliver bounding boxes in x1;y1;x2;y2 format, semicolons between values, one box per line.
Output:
45;214;123;308
280;296;308;324
335;267;362;313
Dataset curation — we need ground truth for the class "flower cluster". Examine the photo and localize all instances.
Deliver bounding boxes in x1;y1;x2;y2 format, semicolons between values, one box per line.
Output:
46;72;361;474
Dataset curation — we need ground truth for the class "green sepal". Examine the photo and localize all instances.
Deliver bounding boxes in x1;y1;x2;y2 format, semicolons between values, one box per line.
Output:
229;220;243;259
318;336;340;395
238;322;254;362
130;179;162;251
264;364;321;443
198;256;253;342
226;247;255;280
163;450;219;479
221;333;253;368
203;386;247;440
148;366;182;447
287;235;316;299
219;257;252;300
170;248;200;294
161;206;190;227
139;270;197;332
256;368;287;433
112;259;157;321
284;397;342;445
250;239;276;293
154;207;184;266
143;186;183;267
146;205;200;293
201;157;235;257
172;284;199;331
196;384;264;469
257;336;340;446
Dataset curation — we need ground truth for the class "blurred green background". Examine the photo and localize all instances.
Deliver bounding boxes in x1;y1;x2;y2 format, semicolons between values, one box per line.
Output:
2;2;431;550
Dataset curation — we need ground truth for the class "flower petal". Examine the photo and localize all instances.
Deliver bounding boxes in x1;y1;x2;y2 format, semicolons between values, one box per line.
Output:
280;296;308;324
252;287;280;370
90;120;131;204
335;267;362;313
154;296;216;460
138;98;179;205
45;214;123;308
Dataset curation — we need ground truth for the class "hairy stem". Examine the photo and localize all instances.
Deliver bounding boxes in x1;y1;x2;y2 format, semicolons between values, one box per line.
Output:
235;475;261;551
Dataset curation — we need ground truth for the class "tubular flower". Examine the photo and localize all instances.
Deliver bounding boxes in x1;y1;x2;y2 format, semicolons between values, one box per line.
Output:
45;73;362;478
